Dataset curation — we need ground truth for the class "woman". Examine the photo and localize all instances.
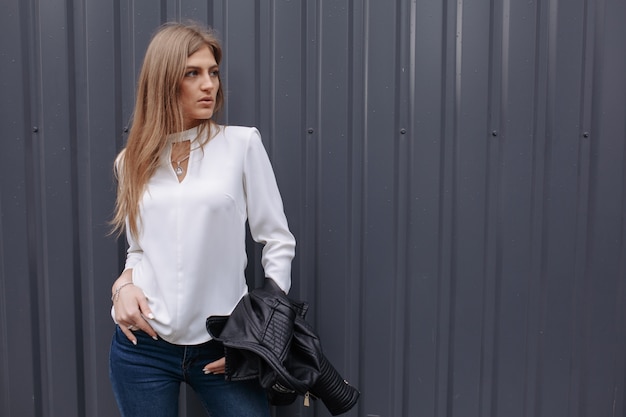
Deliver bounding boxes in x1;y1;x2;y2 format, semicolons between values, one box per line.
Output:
109;22;295;417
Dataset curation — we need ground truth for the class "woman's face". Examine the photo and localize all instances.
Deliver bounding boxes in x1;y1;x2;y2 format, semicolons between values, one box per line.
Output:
179;45;220;130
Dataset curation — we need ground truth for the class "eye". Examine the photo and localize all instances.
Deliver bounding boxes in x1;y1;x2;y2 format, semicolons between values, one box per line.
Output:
209;69;220;77
184;69;199;78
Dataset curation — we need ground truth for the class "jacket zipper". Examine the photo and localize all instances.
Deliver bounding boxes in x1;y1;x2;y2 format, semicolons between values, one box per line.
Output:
304;391;310;407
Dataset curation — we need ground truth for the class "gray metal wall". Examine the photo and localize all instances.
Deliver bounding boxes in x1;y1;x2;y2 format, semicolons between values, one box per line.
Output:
1;0;625;416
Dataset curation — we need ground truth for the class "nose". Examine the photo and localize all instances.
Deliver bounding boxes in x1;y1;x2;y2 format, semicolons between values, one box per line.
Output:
201;72;215;90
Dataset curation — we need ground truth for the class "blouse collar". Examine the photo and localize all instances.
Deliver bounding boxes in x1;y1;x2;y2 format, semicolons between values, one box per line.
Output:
167;126;200;143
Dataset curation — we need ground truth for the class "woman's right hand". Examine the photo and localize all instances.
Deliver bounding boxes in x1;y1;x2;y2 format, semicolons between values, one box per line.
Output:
112;270;158;344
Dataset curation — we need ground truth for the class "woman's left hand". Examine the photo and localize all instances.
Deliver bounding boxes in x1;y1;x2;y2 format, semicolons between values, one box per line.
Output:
203;357;226;375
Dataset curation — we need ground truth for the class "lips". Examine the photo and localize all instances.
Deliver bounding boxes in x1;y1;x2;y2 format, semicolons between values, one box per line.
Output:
198;96;214;104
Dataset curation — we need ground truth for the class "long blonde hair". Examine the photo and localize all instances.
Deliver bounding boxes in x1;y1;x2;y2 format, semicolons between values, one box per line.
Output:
111;22;224;239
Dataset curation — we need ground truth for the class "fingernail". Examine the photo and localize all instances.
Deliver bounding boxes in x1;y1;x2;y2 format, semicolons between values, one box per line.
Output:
152;335;159;340
132;339;137;346
148;313;155;319
203;369;212;374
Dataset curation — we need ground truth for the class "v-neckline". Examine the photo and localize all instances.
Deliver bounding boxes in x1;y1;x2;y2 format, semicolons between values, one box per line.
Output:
171;141;191;183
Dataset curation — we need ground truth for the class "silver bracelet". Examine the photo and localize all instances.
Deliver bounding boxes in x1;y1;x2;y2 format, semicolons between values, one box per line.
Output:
111;281;134;303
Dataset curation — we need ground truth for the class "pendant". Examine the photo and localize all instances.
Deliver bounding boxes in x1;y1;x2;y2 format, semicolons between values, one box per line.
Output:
176;166;184;176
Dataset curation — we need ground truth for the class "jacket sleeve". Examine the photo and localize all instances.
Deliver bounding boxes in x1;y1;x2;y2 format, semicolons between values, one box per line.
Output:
243;128;295;293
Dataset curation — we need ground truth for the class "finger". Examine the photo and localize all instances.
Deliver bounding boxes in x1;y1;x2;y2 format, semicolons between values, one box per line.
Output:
203;357;226;374
203;366;225;374
116;309;144;328
135;299;158;340
137;295;155;320
135;317;159;341
120;325;137;345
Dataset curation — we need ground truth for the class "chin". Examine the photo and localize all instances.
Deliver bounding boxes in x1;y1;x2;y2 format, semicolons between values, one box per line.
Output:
197;111;214;120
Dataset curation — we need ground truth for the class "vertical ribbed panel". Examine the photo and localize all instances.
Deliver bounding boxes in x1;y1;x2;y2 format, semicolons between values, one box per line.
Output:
1;1;625;416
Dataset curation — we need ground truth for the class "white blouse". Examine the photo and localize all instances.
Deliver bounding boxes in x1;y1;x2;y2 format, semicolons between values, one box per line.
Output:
115;125;295;345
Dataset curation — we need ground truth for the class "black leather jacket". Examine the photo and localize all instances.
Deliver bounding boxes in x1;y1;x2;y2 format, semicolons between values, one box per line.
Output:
206;279;359;415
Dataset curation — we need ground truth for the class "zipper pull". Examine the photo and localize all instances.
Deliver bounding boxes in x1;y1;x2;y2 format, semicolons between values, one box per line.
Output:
304;391;310;407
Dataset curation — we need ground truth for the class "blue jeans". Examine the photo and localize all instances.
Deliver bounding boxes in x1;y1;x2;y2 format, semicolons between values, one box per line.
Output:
109;326;270;417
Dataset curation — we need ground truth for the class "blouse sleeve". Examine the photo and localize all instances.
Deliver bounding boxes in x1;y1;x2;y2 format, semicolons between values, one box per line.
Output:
114;151;144;272
243;128;296;293
124;223;143;271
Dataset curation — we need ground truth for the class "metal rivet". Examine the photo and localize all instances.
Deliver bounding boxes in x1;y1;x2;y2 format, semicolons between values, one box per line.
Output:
307;128;314;134
400;128;407;135
583;132;590;138
123;126;129;133
32;126;39;133
491;130;498;137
